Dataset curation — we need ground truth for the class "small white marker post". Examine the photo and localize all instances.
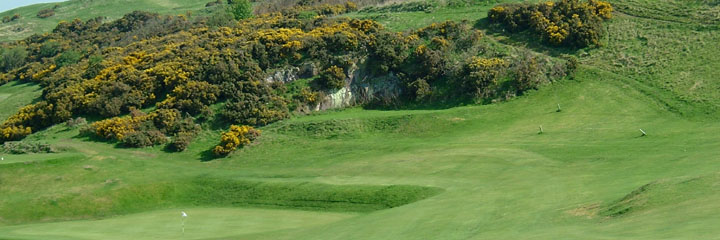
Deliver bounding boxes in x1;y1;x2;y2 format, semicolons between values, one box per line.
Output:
556;103;562;112
539;125;544;134
639;129;647;137
181;211;187;234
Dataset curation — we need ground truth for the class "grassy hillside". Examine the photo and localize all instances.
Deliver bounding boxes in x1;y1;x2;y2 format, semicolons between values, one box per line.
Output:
0;81;42;122
0;0;209;42
1;0;720;239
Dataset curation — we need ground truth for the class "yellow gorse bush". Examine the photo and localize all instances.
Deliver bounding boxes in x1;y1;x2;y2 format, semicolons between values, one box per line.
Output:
212;125;261;156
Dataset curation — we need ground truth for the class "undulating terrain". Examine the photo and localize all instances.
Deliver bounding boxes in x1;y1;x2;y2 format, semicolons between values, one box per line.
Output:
1;0;719;239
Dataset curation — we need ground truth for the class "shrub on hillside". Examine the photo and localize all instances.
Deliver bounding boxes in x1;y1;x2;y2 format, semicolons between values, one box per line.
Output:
0;126;32;142
65;117;87;128
230;0;253;20
317;65;346;90
295;87;323;106
222;81;289;126
169;131;196;152
212;125;260;156
2;14;20;23
489;0;613;48
206;0;223;7
37;9;55;18
1;141;57;154
38;41;62;58
55;50;82;67
463;57;507;98
121;130;167;147
511;50;542;92
90;116;143;141
0;47;27;72
157;81;220;115
82;55;104;79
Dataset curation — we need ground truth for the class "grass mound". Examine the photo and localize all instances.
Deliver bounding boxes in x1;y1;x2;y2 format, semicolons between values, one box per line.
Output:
601;173;720;217
189;178;443;211
1;176;441;224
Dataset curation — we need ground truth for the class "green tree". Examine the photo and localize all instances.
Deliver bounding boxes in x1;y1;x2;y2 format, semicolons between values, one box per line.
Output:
0;47;27;71
55;50;82;67
229;0;253;20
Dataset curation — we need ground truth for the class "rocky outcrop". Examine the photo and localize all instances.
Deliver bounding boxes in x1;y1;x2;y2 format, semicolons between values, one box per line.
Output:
264;67;300;83
267;60;402;112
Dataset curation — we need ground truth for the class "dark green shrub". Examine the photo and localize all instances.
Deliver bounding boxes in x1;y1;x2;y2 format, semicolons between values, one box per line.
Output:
317;65;346;90
157;81;220;115
206;0;223;7
367;31;411;74
82;55;104;79
406;78;432;101
511;51;542;92
2;14;19;23
1;141;57;154
121;130;167;147
169;131;195;152
55;50;82;67
463;57;507;98
0;47;27;72
37;9;55;18
222;95;289;126
230;0;253;20
38;41;62;58
488;0;613;48
64;117;87;128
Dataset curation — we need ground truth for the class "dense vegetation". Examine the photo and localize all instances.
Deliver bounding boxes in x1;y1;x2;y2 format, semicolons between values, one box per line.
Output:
0;0;581;152
489;0;613;47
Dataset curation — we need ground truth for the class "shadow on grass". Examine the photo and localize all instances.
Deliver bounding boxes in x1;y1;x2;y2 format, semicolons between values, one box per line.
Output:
474;18;582;57
199;148;219;162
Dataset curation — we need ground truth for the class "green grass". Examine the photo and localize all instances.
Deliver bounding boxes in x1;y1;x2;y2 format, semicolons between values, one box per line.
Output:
0;208;356;240
1;0;720;239
342;1;497;31
0;0;212;42
0;81;42;122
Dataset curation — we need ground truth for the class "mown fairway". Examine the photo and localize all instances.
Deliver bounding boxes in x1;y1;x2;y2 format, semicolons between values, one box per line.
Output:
1;0;720;239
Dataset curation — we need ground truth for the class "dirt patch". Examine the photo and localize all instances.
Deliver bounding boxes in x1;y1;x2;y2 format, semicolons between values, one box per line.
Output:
566;203;601;219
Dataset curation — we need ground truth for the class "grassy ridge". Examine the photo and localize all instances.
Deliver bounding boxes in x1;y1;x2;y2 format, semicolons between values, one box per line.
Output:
0;169;439;224
0;0;210;42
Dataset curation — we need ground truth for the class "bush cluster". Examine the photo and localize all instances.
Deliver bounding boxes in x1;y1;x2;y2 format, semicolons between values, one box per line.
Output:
318;65;346;90
212;125;260;156
37;9;55;18
86;108;198;148
489;0;613;48
121;130;167;147
1;141;57;154
2;14;20;23
463;57;508;98
64;117;87;128
0;1;577;149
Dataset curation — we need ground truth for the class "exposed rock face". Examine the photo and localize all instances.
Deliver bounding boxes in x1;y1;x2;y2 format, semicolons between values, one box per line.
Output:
265;67;300;83
316;61;401;111
266;60;402;112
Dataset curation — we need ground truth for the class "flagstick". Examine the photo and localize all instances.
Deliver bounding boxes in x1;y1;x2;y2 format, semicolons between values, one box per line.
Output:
181;211;187;236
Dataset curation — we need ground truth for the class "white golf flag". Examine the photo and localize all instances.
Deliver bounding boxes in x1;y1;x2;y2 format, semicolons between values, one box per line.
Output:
181;211;187;217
